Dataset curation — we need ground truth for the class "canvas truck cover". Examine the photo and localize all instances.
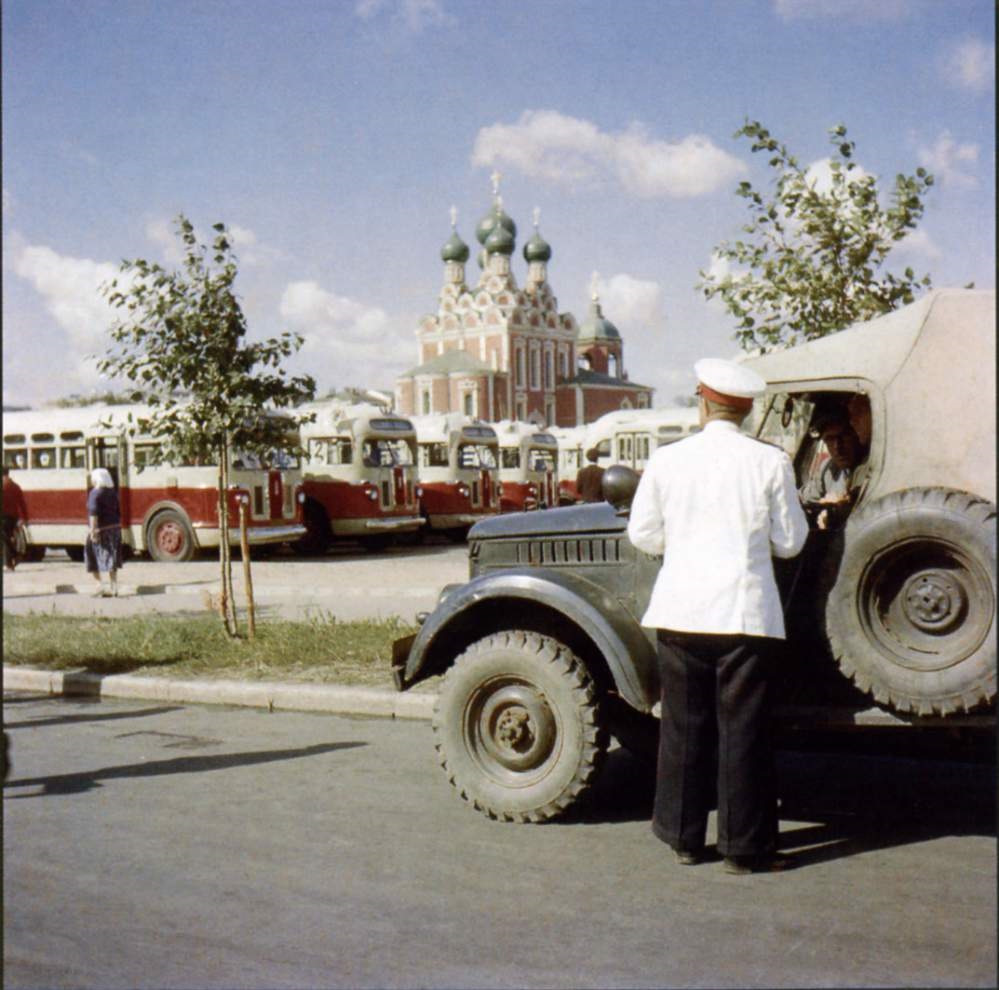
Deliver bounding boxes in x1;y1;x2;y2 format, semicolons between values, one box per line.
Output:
744;289;995;505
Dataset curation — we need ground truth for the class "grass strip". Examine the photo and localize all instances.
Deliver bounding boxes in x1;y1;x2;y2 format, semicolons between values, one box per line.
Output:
3;611;420;689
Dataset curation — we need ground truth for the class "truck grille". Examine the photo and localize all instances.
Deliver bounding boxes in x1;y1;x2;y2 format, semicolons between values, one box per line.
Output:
516;537;622;566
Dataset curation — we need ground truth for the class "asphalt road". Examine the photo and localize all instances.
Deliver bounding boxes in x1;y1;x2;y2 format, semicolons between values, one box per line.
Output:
3;693;995;989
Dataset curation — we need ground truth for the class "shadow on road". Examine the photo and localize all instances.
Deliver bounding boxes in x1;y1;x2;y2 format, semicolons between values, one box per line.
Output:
575;730;996;869
4;703;185;729
3;741;366;797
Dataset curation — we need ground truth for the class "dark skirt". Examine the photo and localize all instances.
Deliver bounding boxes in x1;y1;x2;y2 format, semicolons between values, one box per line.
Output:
85;527;123;574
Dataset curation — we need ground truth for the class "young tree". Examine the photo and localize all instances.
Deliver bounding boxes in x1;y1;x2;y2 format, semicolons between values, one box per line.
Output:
99;216;315;637
698;121;935;351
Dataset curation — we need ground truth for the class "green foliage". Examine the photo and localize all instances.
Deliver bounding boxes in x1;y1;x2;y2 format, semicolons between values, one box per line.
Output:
98;216;316;636
99;217;315;466
697;121;935;351
53;389;148;408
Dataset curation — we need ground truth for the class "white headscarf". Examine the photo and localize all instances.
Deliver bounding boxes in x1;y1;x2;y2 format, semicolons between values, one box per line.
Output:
90;467;115;489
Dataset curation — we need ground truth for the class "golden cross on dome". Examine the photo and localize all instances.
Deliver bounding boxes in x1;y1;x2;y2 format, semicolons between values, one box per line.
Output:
490;169;502;201
532;206;541;230
590;271;601;301
449;204;458;229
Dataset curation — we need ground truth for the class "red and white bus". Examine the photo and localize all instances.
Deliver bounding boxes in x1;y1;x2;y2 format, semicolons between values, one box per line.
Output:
583;406;701;473
550;425;587;504
493;420;558;512
411;414;500;540
1;405;305;562
297;401;422;553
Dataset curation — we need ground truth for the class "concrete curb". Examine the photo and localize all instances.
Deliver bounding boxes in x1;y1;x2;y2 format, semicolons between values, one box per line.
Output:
3;665;437;721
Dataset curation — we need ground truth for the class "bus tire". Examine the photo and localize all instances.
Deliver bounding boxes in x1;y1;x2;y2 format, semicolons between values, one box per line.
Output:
292;500;330;556
146;509;196;563
825;488;996;716
65;546;84;563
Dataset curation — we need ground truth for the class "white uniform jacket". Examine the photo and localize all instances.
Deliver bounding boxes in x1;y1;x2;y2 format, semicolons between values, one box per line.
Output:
627;419;809;639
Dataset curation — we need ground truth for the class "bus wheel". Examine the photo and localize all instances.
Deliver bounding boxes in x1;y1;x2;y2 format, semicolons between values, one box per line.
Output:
146;510;196;562
65;546;84;563
825;488;996;716
433;631;608;822
291;501;330;556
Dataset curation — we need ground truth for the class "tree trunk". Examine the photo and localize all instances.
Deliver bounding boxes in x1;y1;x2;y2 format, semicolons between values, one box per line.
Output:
239;499;256;639
218;437;238;637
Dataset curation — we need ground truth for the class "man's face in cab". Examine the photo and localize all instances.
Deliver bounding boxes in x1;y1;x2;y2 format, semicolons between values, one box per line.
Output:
821;422;863;471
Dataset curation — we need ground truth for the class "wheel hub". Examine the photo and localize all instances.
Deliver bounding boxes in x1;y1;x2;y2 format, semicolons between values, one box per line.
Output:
474;682;558;775
902;569;966;633
158;524;182;555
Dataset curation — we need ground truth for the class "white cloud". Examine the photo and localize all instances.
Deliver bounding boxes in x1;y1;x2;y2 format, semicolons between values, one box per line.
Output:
355;0;451;31
803;156;873;195
593;273;665;331
893;226;942;261
917;131;979;190
280;280;411;388
774;0;910;20
7;239;118;390
472;110;745;199
939;37;995;93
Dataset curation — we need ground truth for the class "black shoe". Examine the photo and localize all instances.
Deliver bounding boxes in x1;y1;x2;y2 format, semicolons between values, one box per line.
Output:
723;853;791;875
675;847;704;866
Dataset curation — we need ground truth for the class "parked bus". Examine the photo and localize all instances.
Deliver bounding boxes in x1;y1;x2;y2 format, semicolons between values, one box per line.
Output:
549;425;587;504
1;405;305;562
583;406;701;473
411;414;500;540
493;420;558;512
297;400;422;553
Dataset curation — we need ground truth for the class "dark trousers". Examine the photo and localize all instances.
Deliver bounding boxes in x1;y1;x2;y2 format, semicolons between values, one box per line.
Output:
652;631;779;857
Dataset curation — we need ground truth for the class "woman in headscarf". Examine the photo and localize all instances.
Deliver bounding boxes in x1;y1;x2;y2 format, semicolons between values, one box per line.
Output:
85;467;123;597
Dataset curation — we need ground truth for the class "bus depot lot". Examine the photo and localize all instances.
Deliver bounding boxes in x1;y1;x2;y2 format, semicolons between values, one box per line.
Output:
2;543;469;622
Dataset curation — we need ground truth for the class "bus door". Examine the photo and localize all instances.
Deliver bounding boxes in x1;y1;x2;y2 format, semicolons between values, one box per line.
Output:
87;435;130;526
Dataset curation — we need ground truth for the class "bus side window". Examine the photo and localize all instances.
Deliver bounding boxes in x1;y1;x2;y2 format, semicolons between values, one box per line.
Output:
31;448;56;469
61;446;87;469
501;448;520;469
4;449;27;469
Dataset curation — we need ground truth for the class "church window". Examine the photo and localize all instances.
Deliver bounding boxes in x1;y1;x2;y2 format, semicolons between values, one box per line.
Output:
544;350;554;389
530;349;541;390
516;347;526;387
421;390;431;415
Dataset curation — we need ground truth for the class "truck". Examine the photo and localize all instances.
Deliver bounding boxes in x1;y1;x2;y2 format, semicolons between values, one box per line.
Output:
391;289;995;823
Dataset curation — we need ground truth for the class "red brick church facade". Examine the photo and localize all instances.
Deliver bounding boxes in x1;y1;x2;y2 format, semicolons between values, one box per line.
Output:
394;193;653;427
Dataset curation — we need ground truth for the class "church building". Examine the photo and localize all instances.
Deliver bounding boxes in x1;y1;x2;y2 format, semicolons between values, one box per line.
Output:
394;182;653;427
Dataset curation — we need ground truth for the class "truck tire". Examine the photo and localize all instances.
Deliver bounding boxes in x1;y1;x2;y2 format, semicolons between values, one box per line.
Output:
146;509;196;562
825;488;996;715
433;631;608;822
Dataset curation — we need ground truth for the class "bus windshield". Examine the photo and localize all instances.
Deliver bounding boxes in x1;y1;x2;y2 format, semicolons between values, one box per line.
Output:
458;443;497;469
363;438;414;467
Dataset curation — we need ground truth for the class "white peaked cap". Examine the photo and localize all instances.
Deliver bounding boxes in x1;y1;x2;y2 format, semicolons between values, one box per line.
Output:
694;358;766;400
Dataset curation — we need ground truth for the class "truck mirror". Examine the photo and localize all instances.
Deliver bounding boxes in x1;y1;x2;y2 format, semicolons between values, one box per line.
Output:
602;465;640;511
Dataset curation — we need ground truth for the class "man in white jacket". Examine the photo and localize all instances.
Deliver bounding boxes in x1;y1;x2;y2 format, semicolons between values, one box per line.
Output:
627;358;808;874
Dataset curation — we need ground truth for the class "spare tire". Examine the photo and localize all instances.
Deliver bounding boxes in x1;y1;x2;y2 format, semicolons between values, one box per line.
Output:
825;488;996;715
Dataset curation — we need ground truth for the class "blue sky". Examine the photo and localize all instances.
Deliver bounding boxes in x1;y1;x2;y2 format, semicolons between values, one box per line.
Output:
3;0;994;408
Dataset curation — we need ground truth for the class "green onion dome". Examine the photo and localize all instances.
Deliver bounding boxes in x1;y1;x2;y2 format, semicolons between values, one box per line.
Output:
484;219;515;256
578;299;621;340
523;231;551;263
441;230;470;263
476;205;517;245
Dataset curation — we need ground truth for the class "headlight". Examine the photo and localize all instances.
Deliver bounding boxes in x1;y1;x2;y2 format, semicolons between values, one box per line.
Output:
297;491;306;504
415;485;423;498
458;484;470;497
528;484;537;495
496;483;503;496
366;488;379;501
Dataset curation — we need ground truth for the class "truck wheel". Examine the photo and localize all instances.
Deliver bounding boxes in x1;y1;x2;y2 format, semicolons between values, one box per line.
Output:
825;488;996;715
65;546;84;562
433;631;608;822
146;509;195;562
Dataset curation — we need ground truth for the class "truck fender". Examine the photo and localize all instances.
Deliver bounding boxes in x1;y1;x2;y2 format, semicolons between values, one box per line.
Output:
402;569;659;713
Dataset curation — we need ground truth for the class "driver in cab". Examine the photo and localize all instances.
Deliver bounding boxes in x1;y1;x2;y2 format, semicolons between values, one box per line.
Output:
799;404;869;529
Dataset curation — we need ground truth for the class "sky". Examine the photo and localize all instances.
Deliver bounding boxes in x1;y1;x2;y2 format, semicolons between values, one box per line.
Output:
2;0;994;410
